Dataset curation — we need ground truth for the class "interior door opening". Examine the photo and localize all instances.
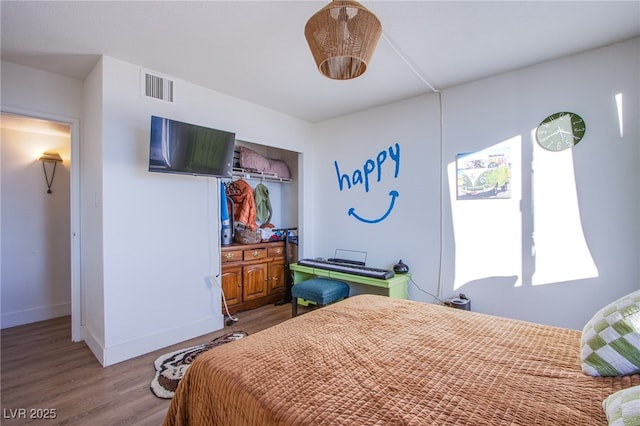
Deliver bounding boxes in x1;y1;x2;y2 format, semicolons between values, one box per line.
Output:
0;110;81;341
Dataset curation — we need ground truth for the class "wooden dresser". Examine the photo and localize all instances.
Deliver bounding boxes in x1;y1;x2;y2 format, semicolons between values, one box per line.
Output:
221;241;294;314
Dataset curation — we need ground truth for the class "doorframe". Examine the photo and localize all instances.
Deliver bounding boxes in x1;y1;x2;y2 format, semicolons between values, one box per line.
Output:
2;106;82;341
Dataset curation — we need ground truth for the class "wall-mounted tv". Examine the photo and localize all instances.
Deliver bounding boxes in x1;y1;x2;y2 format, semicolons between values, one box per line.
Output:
148;115;235;178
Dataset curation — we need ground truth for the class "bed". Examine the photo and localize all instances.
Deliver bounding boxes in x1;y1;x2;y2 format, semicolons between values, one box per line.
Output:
164;294;639;425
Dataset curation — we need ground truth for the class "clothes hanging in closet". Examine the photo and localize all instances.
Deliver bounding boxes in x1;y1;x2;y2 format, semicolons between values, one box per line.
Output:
254;183;272;224
226;179;258;230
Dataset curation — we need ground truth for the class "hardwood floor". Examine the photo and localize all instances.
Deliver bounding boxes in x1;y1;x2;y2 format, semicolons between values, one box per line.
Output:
1;303;302;425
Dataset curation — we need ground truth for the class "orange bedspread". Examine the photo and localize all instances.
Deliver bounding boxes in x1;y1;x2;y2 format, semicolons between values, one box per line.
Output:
164;295;638;425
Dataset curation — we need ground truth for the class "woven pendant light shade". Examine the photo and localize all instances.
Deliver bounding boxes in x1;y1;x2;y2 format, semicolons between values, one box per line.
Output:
305;0;382;80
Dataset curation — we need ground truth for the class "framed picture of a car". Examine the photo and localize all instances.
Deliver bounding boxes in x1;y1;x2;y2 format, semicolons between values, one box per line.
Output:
456;148;511;200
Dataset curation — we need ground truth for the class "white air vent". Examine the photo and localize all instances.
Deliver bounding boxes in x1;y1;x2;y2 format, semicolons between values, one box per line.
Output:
142;70;175;103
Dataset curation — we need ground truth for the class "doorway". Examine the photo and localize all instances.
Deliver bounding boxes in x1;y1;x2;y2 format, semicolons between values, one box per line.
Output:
0;110;81;341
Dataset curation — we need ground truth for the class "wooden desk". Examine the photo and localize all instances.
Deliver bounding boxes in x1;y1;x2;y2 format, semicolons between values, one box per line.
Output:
290;263;409;299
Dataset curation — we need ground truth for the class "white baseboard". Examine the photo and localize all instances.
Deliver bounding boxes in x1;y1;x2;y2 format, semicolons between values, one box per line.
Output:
0;302;71;329
86;314;225;367
82;326;106;366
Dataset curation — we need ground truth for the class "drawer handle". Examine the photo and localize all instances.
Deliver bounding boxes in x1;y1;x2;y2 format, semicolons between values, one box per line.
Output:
275;248;282;254
252;251;260;257
224;253;234;260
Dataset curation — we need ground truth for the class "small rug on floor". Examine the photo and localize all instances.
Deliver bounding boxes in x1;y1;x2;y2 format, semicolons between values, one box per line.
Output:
150;331;248;399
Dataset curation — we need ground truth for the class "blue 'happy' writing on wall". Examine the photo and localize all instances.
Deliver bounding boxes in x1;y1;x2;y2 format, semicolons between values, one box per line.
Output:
334;143;400;192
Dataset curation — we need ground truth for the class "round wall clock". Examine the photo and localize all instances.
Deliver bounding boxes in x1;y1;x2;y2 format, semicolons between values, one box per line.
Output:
535;112;586;152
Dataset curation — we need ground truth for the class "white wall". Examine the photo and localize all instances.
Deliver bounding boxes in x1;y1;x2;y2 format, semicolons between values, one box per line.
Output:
309;38;640;330
0;62;84;117
1;62;82;329
1;125;71;327
440;37;639;329
91;57;313;365
81;58;106;360
310;94;442;296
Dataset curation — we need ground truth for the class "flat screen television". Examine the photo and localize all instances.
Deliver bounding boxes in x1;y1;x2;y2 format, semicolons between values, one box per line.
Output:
148;115;235;178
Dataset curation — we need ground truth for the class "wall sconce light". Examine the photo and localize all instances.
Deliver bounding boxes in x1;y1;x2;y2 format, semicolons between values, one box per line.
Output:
38;151;63;194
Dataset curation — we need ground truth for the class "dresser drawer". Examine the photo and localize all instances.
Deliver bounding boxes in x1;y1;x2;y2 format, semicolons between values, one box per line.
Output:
268;246;285;258
222;250;243;263
244;248;267;261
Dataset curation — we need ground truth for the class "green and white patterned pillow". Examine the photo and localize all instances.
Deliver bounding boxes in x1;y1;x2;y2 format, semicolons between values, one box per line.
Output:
581;290;640;377
603;386;640;426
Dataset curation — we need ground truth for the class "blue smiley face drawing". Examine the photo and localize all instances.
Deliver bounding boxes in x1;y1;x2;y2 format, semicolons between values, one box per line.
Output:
348;190;399;224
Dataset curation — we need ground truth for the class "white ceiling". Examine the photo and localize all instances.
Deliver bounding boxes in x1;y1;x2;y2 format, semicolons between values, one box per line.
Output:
0;112;71;136
2;1;639;123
